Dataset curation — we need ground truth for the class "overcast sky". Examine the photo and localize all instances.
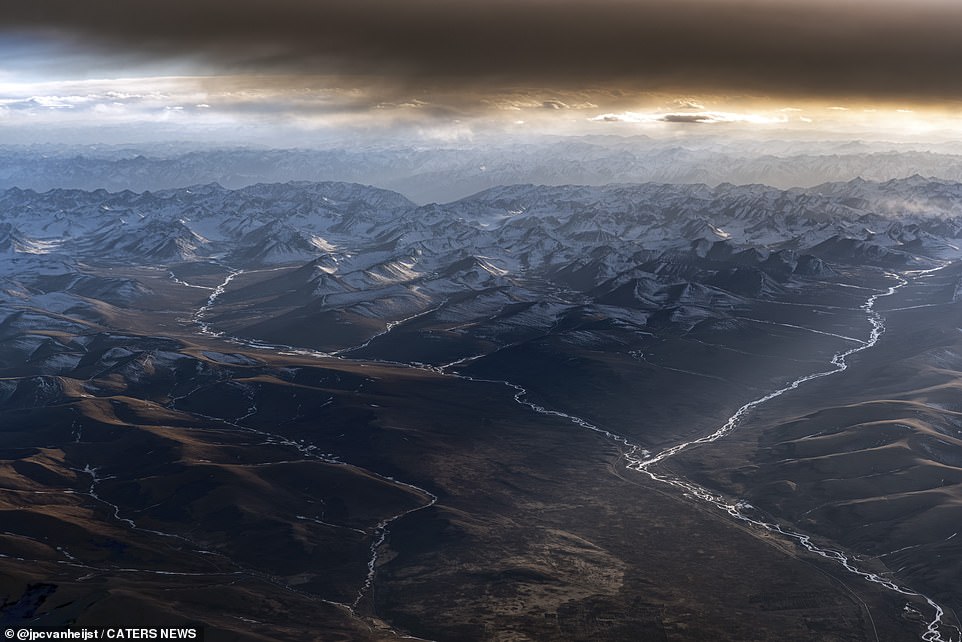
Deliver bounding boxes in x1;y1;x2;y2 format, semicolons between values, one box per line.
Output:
2;0;962;144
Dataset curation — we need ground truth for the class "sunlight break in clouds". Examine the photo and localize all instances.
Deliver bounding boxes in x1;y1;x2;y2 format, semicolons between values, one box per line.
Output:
2;0;962;143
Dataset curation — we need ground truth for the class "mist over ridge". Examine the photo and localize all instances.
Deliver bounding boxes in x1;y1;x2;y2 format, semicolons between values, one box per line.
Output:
5;136;962;204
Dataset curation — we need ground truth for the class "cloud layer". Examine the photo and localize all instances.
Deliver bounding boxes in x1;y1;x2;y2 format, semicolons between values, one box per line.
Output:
3;0;962;102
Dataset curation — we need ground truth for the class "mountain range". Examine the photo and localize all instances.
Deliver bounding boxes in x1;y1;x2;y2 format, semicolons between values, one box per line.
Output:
1;175;961;640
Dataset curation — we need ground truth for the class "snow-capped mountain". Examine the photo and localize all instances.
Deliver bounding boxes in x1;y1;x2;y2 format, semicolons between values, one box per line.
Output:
2;176;962;351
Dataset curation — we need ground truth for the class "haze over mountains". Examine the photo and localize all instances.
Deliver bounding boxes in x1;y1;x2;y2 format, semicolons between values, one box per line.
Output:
1;165;962;640
6;138;962;204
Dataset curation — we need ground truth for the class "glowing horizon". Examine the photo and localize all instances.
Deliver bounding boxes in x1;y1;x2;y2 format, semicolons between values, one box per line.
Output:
2;1;962;144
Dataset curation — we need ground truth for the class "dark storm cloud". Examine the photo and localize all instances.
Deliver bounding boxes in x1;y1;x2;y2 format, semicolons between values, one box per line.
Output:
4;0;962;102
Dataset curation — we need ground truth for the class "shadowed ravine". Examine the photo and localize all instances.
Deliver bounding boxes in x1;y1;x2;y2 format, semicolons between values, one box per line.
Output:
184;264;960;642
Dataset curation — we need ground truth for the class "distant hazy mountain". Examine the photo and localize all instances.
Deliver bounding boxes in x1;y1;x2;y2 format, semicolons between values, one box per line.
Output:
6;140;962;203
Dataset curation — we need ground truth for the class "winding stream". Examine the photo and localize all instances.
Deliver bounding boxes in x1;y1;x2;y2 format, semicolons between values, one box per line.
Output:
181;267;439;630
485;267;958;642
180;264;959;642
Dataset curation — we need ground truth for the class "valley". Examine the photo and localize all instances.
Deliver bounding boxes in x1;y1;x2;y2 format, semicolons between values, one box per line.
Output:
1;178;961;640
